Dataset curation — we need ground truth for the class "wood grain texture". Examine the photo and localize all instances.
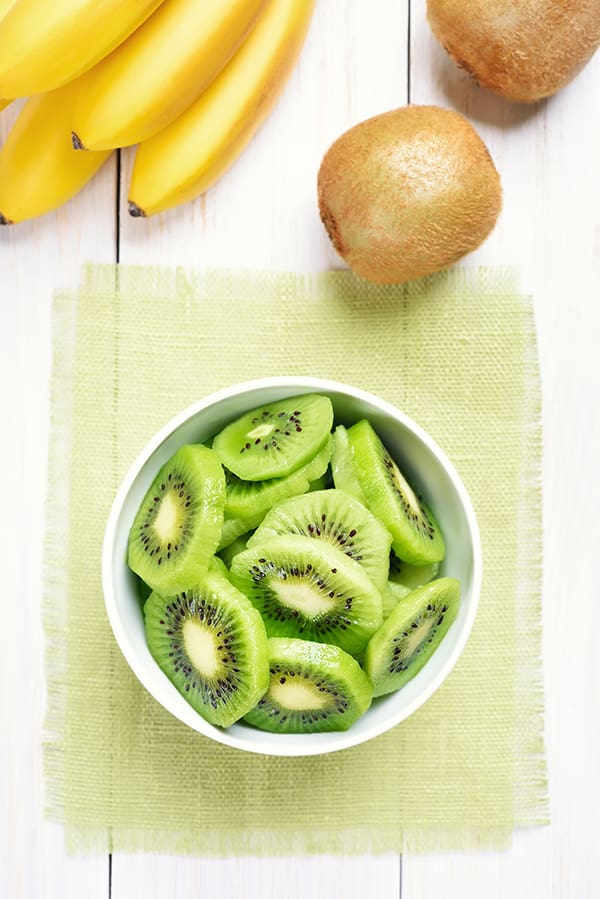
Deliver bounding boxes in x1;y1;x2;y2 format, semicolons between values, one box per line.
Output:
112;854;401;899
403;3;600;897
117;0;409;270
0;100;115;899
114;5;407;895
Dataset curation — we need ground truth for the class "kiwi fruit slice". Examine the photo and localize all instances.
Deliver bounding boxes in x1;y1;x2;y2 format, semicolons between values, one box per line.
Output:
136;576;152;604
364;577;460;697
244;637;373;734
144;569;270;728
389;551;440;592
229;534;383;657
216;437;332;551
127;444;226;595
318;105;501;284
212;394;334;481
223;436;332;525
344;420;445;566
247;488;392;592
217;516;252;552
308;472;331;492
427;0;600;103
381;580;411;619
330;425;366;503
218;530;253;569
208;555;231;580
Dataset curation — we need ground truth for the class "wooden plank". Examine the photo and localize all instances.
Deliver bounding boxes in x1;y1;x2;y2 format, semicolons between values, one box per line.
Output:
111;2;407;897
0;99;115;899
403;3;600;897
112;854;400;899
116;0;409;270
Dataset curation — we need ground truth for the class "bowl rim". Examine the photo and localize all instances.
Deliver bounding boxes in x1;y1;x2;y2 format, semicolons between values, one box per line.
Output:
102;376;482;756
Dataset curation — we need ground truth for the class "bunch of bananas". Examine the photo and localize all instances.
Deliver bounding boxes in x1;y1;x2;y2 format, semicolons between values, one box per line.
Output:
0;0;315;224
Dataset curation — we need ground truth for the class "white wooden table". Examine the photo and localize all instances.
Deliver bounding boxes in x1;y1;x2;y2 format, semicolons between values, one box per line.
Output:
2;2;599;896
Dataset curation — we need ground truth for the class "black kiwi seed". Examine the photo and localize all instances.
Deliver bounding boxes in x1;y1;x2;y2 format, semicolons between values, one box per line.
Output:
342;420;445;566
144;573;271;727
212;395;334;482
243;637;374;734
365;578;460;697
128;444;226;596
383;453;436;540
246;488;393;593
230;535;383;657
137;469;194;566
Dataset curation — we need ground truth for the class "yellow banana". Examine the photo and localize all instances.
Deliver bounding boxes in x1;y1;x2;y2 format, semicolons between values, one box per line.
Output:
0;0;14;20
0;80;112;224
0;0;15;27
128;0;315;217
72;0;268;151
0;0;166;97
0;0;16;108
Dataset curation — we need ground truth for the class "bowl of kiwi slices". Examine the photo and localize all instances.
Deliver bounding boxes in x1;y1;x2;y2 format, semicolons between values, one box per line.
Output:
102;377;481;756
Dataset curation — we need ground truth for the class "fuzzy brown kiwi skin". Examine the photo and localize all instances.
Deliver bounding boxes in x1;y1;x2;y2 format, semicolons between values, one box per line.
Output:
317;105;502;286
427;0;600;102
319;203;346;256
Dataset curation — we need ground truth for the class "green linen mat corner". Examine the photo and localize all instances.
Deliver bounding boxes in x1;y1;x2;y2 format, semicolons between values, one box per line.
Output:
43;264;548;856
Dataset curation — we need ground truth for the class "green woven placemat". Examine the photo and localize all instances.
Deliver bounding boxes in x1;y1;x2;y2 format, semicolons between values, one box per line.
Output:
44;264;548;855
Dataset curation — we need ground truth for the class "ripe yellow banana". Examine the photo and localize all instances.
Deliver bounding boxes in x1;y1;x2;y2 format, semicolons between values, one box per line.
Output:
0;0;16;108
0;0;15;26
128;0;315;217
72;0;268;151
0;80;112;224
0;0;167;97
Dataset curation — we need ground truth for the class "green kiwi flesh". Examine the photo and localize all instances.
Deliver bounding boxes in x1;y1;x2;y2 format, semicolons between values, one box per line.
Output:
364;577;460;697
330;425;366;503
389;550;440;591
222;436;332;525
129;405;460;734
212;394;334;481
229;534;383;657
381;579;411;619
308;472;332;492
127;444;226;595
345;420;445;565
218;530;253;569
244;637;373;733
208;555;231;580
136;576;152;604
144;569;270;727
217;516;252;552
247;488;392;592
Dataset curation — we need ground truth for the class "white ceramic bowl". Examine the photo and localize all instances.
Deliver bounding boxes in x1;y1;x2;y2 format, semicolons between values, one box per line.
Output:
102;377;482;756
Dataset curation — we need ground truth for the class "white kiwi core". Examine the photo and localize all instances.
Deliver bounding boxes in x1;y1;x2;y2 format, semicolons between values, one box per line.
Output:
402;618;435;657
389;456;421;515
269;677;328;711
153;492;181;541
182;619;220;679
270;576;336;618
247;423;275;439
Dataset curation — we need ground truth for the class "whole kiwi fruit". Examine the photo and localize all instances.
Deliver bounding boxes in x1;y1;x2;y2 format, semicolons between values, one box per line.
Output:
317;105;502;285
427;0;600;102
